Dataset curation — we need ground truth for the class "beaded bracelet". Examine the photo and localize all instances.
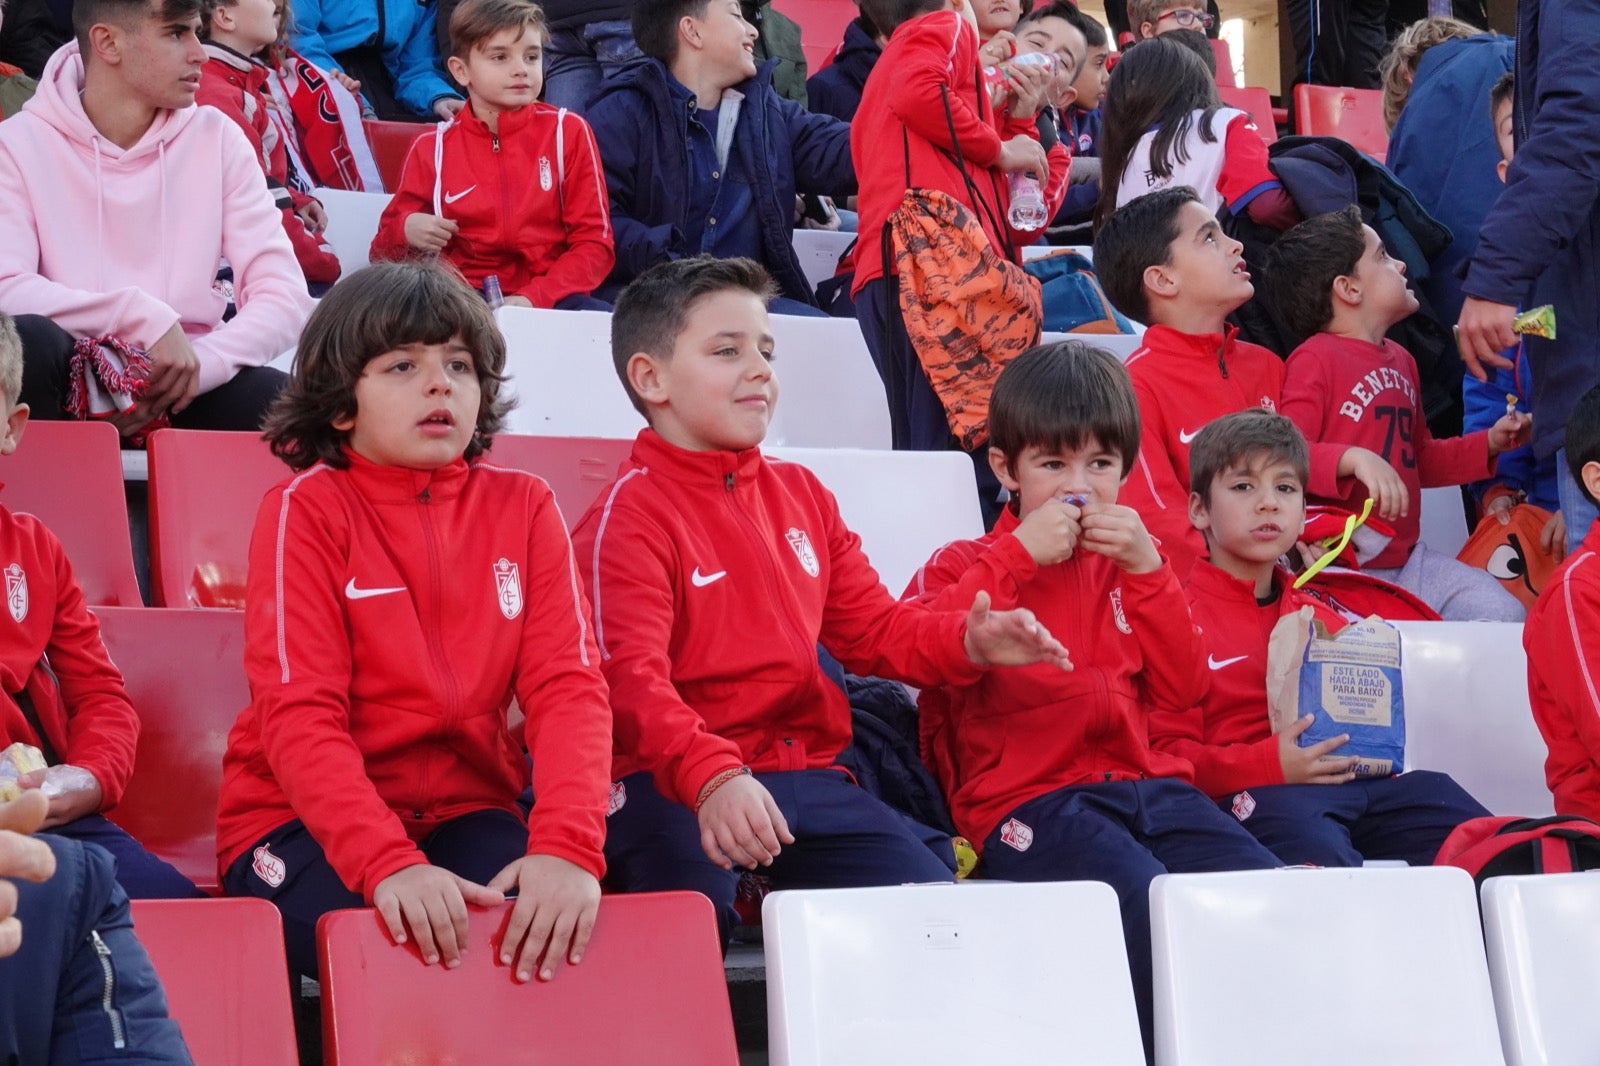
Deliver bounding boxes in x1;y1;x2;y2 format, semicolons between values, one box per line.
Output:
694;766;753;812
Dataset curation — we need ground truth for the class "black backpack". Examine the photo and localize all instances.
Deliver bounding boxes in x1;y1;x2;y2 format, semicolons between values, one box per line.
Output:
1435;815;1600;887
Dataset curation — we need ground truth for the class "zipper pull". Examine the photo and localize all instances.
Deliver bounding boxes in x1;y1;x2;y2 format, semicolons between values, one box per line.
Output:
418;487;432;503
493;134;500;153
724;472;735;492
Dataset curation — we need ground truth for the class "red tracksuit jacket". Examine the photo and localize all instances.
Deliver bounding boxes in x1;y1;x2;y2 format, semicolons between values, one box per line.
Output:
1148;560;1345;798
370;102;614;308
1121;324;1350;579
216;453;612;899
851;8;1070;293
569;429;982;809
1525;521;1600;821
1281;333;1494;570
904;508;1203;848
0;502;138;806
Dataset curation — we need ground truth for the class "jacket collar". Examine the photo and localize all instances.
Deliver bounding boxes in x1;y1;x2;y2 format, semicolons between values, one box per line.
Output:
1189;557;1292;604
629;428;765;486
1141;322;1242;363
454;97;540;139
340;448;471;503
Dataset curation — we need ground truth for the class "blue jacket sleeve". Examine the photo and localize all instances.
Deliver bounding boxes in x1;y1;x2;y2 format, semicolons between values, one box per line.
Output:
588;95;679;282
1464;0;1600;304
386;0;458;117
779;94;856;199
287;0;341;74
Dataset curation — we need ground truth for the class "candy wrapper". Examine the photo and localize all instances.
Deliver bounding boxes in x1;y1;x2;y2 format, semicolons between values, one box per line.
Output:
0;742;46;802
1513;305;1556;339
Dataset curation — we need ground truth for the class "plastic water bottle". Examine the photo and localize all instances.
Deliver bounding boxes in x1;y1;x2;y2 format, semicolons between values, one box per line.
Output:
484;274;504;310
1008;171;1048;231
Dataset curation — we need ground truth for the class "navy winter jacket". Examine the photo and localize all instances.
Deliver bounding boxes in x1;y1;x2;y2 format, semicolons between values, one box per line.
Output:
541;2;631;30
587;57;856;306
806;17;881;122
1463;0;1600;460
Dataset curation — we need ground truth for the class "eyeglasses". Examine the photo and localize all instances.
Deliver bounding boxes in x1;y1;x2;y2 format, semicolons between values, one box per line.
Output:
1157;8;1217;29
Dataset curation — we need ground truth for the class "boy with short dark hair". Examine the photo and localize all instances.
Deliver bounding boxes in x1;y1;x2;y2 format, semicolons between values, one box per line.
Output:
370;0;614;310
904;340;1279;1053
1095;186;1400;579
1264;206;1529;621
586;0;854;315
0;312;200;900
1524;385;1600;821
1148;408;1489;865
571;255;1073;947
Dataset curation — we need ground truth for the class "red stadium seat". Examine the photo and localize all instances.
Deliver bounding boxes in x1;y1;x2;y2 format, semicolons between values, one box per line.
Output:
1293;84;1388;162
1211;37;1237;87
318;893;739;1066
96;606;247;894
777;0;858;73
0;420;143;606
1217;85;1279;143
480;435;632;528
363;118;430;194
130;897;298;1066
147;429;290;608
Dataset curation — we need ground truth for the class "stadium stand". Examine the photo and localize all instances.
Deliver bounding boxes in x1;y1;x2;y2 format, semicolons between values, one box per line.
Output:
318;892;738;1065
777;0;858;73
1482;873;1600;1066
361;119;428;194
1216;85;1280;143
1293;84;1389;161
763;881;1145;1065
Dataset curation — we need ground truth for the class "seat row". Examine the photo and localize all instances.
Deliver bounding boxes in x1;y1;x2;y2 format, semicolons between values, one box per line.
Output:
130;866;1600;1065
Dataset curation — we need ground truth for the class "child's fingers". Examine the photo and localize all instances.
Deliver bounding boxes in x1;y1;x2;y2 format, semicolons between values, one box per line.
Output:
401;895;436;960
538;909;579;981
423;893;462;967
699;825;733;870
763;792;796;846
568;899;599;965
440;882;471;967
511;896;550;982
1304;732;1350;758
375;892;408;946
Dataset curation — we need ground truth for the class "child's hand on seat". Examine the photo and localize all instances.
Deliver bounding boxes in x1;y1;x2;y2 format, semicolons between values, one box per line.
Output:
372;863;505;969
404;212;460;253
1278;715;1358;785
1339;446;1409;521
1078;503;1162;574
1013;497;1081;564
963;590;1073;670
697;774;793;871
1488;410;1533;456
487;854;601;983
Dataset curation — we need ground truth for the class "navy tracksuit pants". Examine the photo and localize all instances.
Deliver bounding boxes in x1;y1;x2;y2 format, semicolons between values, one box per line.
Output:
45;815;203;900
603;768;956;948
0;835;193;1064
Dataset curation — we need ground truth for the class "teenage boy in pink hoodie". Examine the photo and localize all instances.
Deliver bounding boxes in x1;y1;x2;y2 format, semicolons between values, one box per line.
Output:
0;0;314;436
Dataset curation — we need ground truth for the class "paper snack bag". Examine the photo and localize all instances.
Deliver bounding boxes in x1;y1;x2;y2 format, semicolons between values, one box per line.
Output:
1265;607;1405;777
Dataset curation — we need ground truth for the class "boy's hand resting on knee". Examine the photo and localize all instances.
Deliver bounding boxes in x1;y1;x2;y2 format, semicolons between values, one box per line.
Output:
1338;446;1408;521
372;863;505;969
1013;497;1082;564
963;590;1073;670
404;212;460;253
1278;715;1358;785
487;854;601;983
1077;503;1162;574
697;773;794;871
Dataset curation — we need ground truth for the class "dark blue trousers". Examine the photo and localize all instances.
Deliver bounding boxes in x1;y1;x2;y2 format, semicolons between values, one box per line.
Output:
1220;770;1490;867
222;809;528;979
604;769;956;948
978;778;1281;1060
0;835;193;1064
46;815;203;900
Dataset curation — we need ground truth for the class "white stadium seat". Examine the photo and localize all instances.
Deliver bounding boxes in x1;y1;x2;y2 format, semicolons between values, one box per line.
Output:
1152;866;1506;1066
495;307;645;438
312;187;387;277
764;882;1145;1066
764;315;890;449
1482;872;1600;1066
791;228;856;293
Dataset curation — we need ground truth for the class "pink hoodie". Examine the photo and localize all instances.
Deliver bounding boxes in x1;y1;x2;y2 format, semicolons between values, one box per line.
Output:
0;44;313;393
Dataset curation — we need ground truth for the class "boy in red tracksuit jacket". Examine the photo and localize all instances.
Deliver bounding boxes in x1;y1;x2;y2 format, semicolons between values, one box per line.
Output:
1526;387;1600;820
369;0;613;310
569;255;1073;948
902;340;1279;1055
1262;206;1528;621
0;313;198;900
216;262;613;983
1094;186;1404;579
852;0;1070;513
199;0;341;288
1148;409;1487;867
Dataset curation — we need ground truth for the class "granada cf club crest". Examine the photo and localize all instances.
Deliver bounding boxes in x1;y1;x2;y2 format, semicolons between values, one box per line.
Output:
252;844;286;887
785;527;820;578
539;156;553;191
494;558;523;620
1108;587;1132;635
1000;817;1034;852
4;563;25;623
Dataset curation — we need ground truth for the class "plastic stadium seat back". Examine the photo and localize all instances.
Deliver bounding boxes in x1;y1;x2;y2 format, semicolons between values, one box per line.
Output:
1217;85;1278;143
496;307;647;439
1211;37;1237;87
310;186;387;276
0;420;142;606
318;892;738;1066
363;118;430;194
147;429;291;608
478;434;632;528
1293;84;1389;161
97;606;247;894
763;882;1145;1066
129;898;297;1066
1151;867;1505;1066
778;0;858;72
1481;873;1600;1066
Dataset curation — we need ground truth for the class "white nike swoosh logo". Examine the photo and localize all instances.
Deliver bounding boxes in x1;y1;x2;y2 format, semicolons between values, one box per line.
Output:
1208;654;1247;670
443;186;476;204
690;567;726;588
1178;428;1200;444
345;579;406;600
